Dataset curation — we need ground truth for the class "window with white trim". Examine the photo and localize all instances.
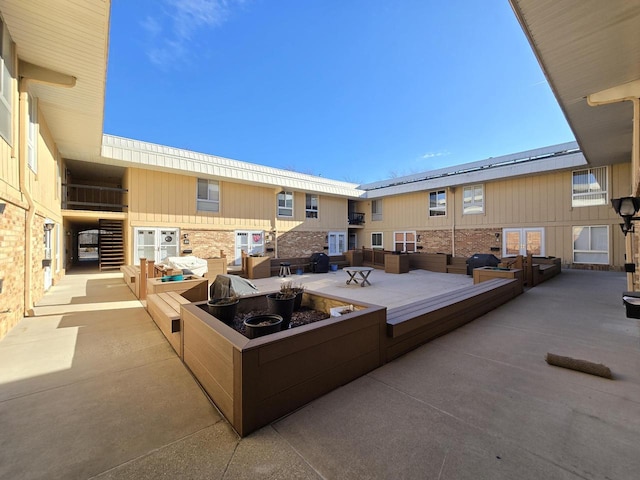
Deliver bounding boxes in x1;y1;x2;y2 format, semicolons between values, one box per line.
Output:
394;231;416;253
27;94;37;173
0;18;13;145
573;225;609;264
572;167;607;207
277;191;293;217
371;232;383;249
372;199;382;221
196;178;219;212
305;193;318;218
463;185;484;214
429;190;446;216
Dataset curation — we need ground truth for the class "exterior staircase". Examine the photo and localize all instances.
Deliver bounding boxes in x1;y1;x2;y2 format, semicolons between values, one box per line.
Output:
99;219;125;271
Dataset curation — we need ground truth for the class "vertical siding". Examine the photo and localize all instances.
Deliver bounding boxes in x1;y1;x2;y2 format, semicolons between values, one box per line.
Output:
355;163;629;266
0;138;20;203
30;113;62;221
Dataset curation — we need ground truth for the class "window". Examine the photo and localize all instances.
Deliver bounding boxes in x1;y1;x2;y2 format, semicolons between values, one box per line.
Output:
305;193;318;218
394;231;416;253
463;185;484;214
429;190;446;216
372;199;382;221
0;18;13;145
371;232;383;249
196;178;219;212
572;167;607;207
278;190;293;217
573;226;609;264
27;94;37;173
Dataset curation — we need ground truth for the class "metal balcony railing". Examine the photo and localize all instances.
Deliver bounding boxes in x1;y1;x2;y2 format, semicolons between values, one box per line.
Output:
348;212;365;225
63;183;128;212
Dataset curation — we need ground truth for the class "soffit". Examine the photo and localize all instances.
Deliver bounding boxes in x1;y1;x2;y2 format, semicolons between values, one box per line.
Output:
510;0;640;166
0;0;110;161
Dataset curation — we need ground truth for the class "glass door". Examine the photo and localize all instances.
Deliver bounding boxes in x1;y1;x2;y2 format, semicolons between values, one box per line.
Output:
234;231;265;265
328;231;347;256
503;228;544;256
134;227;179;264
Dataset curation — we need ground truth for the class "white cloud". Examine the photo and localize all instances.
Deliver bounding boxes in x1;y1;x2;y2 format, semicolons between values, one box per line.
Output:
142;0;246;67
421;151;450;160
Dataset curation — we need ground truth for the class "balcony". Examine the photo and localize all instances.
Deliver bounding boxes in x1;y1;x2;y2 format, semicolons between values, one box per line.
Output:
348;212;365;226
63;183;128;212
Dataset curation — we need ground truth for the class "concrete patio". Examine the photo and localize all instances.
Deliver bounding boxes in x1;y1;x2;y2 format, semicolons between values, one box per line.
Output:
1;267;639;479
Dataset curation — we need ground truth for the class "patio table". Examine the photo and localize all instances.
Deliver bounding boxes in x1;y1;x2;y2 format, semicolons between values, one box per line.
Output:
344;266;374;287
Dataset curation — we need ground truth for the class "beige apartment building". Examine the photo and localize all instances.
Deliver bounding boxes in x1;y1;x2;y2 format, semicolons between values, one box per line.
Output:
1;0;639;340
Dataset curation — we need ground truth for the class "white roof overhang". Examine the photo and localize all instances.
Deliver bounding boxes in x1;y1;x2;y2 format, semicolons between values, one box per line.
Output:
509;0;640;167
362;142;585;198
0;0;110;161
100;135;366;198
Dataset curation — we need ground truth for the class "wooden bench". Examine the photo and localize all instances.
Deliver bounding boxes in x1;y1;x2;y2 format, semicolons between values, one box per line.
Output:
446;256;469;275
146;292;193;357
120;265;140;298
409;253;450;273
385;278;521;362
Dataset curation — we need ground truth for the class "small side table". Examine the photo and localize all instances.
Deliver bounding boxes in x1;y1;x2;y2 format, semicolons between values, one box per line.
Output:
279;262;291;277
344;266;374;287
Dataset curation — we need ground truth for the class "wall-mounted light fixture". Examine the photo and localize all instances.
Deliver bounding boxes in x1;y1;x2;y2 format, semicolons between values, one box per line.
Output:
44;223;54;232
611;197;640;236
182;233;190;245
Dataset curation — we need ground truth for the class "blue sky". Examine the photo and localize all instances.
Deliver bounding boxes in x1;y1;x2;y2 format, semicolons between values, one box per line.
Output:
104;0;575;184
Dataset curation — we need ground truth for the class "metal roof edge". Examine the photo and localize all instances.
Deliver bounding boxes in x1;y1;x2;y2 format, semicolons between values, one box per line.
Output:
358;141;579;191
101;134;366;198
363;150;587;199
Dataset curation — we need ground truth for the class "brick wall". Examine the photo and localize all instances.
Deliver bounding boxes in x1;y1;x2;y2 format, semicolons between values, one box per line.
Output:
454;228;503;258
181;229;235;261
0;202;26;340
276;231;327;258
180;229;329;263
414;228;501;258
417;229;452;253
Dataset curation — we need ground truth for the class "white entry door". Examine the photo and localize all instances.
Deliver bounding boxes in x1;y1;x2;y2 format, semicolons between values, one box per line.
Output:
234;231;265;265
44;225;53;291
328;231;347;256
503;228;545;257
134;227;180;265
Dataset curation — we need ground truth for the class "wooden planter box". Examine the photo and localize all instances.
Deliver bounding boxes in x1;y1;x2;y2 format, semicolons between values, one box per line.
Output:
246;256;271;279
180;291;386;436
146;276;208;301
384;254;410;274
205;258;227;281
472;267;523;293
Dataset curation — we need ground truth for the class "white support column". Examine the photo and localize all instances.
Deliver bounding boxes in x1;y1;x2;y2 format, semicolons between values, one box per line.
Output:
588;81;640;291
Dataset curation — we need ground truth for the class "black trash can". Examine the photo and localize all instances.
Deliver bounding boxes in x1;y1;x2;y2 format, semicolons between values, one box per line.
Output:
309;253;330;273
623;291;640;319
466;253;501;275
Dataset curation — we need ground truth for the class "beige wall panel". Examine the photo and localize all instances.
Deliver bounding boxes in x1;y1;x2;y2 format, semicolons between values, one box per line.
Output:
30;116;61;222
129;168;274;230
314;195;348;230
0;139;21;204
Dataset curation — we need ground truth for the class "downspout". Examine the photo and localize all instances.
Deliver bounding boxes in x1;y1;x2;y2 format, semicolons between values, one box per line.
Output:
450;186;456;257
18;77;35;314
17;62;76;314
